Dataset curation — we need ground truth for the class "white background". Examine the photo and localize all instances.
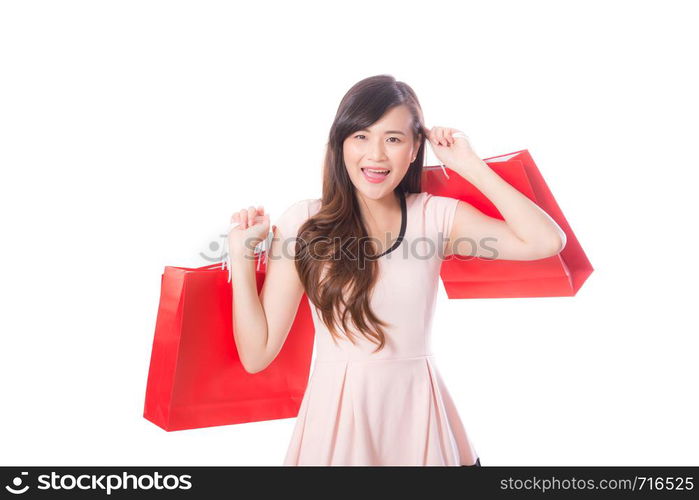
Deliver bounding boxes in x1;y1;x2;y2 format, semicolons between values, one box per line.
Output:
1;0;697;466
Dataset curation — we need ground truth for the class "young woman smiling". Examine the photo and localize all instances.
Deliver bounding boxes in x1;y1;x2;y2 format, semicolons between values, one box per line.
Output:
227;75;565;466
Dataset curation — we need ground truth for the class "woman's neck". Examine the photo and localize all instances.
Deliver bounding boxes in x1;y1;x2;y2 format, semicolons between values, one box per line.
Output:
356;190;399;219
355;190;402;248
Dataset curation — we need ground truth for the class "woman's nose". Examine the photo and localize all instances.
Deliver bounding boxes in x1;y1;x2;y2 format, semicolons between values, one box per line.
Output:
367;140;387;160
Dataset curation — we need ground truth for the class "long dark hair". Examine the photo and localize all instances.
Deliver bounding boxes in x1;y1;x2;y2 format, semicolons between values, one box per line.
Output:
295;75;429;352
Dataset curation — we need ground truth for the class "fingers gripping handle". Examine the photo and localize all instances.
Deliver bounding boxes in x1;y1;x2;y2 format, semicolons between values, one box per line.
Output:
425;130;469;180
220;221;271;283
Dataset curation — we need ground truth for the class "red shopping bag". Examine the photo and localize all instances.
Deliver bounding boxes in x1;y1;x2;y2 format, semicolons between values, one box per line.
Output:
143;254;315;431
422;149;593;298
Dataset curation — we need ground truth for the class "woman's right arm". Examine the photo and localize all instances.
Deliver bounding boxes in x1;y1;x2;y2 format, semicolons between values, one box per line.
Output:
229;205;305;374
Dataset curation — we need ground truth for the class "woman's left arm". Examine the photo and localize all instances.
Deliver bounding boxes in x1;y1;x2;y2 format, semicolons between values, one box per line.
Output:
426;126;567;260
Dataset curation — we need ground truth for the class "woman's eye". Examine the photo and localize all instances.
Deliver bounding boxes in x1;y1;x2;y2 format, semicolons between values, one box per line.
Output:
354;134;401;143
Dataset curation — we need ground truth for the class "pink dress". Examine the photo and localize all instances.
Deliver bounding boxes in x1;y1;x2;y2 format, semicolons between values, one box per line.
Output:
274;190;480;466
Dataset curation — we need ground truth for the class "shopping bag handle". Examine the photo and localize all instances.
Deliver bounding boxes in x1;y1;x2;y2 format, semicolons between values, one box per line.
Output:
422;130;469;180
219;221;270;283
197;262;232;271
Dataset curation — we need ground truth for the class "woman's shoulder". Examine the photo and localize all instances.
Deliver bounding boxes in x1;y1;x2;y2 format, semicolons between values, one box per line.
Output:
410;191;429;203
414;190;455;203
274;197;322;239
280;197;322;218
408;191;458;212
418;191;459;209
412;191;459;238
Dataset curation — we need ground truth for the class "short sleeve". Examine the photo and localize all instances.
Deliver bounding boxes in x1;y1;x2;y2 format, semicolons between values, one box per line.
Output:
423;193;459;258
273;198;320;242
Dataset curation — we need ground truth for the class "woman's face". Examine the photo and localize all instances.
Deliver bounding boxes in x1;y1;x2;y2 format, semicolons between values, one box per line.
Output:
343;104;421;201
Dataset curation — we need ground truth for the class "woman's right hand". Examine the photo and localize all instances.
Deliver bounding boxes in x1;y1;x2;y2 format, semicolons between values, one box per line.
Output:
228;205;271;259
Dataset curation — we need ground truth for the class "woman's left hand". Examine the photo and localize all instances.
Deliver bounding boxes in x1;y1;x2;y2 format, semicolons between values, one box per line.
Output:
423;126;480;173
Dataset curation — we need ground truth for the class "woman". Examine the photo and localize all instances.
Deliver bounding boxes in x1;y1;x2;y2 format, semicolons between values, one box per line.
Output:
227;75;566;466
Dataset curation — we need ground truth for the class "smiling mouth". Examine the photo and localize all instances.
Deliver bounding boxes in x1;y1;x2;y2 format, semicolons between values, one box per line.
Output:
361;167;391;183
361;167;390;175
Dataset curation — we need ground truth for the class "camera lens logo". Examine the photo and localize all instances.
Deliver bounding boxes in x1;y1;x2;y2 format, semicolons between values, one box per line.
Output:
5;472;29;494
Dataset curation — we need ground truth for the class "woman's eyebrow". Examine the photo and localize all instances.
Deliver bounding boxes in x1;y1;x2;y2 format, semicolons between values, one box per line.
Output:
359;128;406;135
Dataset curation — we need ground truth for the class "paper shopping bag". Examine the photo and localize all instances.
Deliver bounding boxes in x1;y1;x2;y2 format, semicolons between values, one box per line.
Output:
143;255;315;431
422;149;593;298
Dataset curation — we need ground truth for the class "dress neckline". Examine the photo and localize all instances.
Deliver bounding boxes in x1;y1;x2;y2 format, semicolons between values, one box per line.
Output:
375;189;407;259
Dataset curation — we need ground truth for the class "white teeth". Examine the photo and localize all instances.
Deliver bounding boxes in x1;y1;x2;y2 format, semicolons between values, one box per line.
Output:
364;168;389;174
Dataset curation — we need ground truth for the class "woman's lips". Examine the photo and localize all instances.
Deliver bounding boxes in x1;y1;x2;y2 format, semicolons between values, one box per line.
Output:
361;167;390;183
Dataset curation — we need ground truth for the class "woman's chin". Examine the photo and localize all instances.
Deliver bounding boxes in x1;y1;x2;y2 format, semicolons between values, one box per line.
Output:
353;184;396;201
